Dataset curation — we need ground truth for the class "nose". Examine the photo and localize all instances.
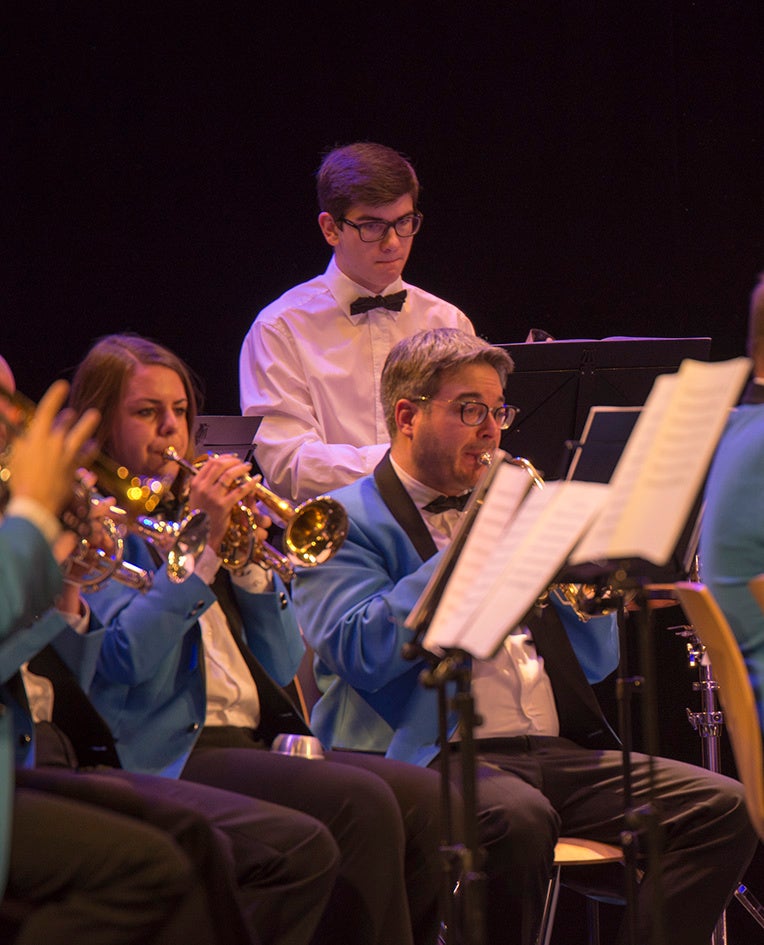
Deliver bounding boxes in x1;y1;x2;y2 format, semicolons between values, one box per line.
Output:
158;408;179;436
478;411;502;440
380;225;401;250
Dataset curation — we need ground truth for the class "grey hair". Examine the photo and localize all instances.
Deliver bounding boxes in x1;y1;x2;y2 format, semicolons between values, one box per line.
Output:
381;328;514;438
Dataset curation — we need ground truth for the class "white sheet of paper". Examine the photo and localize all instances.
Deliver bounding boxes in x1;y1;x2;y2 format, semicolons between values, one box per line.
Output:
422;479;609;658
571;357;751;566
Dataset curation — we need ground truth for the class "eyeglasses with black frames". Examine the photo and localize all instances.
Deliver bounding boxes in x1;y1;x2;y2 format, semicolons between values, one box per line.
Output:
336;212;423;243
415;397;519;430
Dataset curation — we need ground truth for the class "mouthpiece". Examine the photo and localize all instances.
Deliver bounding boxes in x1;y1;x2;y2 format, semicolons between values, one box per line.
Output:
479;451;493;467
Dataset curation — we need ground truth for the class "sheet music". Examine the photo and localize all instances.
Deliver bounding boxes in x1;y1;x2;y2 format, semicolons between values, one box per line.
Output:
410;461;537;645
422;479;609;659
570;357;751;566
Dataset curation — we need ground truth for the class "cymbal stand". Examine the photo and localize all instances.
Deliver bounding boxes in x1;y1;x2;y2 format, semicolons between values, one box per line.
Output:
673;622;764;943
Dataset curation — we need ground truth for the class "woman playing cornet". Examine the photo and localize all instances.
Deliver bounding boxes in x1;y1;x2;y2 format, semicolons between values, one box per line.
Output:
69;333;445;945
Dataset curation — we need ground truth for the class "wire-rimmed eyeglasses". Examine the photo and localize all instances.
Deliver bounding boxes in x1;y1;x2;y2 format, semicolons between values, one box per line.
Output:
336;212;423;242
416;397;519;430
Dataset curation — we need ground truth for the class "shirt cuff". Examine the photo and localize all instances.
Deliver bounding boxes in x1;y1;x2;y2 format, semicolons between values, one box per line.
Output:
230;562;273;594
193;544;224;585
6;496;62;547
57;598;91;635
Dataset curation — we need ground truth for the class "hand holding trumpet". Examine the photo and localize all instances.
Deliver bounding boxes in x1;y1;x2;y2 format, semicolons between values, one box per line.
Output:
2;380;100;561
182;452;272;557
165;447;348;581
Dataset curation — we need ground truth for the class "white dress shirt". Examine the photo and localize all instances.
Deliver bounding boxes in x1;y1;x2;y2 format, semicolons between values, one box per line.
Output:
239;256;475;503
5;496;89;723
194;547;269;729
391;458;560;738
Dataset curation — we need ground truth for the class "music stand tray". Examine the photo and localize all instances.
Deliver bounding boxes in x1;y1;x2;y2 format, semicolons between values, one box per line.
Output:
564;404;701;585
193;415;261;464
497;337;712;479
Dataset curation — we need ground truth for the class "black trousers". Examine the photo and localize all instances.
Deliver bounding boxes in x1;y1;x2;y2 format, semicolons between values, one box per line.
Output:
9;783;215;945
182;726;446;945
432;736;759;945
13;765;339;945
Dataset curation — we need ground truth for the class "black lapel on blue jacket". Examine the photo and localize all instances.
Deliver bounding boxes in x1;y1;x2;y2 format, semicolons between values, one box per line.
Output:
742;381;764;405
210;569;312;740
526;605;619;750
26;647;120;767
373;452;438;561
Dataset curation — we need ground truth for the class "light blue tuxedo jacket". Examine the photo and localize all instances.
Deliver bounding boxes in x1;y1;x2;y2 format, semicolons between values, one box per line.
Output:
292;456;620;767
0;517;72;896
701;394;764;731
83;535;307;777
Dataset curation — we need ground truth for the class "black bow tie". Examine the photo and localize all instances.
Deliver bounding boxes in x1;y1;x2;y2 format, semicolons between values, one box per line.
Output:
423;493;471;514
349;289;407;316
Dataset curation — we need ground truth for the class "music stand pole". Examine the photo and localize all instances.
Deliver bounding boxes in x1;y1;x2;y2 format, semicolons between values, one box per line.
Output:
612;581;668;945
419;650;486;945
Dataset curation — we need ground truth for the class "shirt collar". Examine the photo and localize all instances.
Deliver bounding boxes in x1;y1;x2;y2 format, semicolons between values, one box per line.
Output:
325;256;406;319
388;456;471;511
389;455;442;509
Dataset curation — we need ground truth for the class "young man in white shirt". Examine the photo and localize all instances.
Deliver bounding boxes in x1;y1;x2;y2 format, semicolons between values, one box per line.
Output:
239;141;475;503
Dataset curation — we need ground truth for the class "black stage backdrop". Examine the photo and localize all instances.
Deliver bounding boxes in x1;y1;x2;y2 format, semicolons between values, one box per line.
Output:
5;3;764;940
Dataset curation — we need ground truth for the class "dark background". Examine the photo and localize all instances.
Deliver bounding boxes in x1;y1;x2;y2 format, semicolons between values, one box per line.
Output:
5;2;764;940
5;1;763;409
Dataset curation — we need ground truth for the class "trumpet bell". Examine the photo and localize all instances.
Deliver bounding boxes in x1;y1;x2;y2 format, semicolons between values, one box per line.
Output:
165;510;210;583
285;496;349;568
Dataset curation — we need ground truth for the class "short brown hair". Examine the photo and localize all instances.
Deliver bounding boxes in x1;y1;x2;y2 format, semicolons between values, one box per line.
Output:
316;142;419;219
381;329;514;438
69;334;201;462
748;274;764;364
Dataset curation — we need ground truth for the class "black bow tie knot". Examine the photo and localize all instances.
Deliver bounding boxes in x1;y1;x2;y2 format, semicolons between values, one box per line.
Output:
349;289;407;316
423;493;472;514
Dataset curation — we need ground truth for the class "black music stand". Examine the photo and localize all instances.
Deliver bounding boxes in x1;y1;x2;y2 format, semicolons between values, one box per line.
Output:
557;385;728;945
566;405;702;584
403;456;515;945
559;409;683;945
193;415;261;464
497;337;711;479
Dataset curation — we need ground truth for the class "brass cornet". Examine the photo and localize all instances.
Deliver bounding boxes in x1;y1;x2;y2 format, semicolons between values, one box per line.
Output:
163;447;349;582
64;480;210;592
0;386;208;589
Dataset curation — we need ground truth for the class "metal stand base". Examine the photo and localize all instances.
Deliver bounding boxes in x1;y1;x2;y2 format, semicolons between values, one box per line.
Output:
675;623;764;943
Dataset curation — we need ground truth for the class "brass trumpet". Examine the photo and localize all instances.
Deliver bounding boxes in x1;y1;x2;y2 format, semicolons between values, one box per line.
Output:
65;495;210;591
163;447;349;582
0;386;208;589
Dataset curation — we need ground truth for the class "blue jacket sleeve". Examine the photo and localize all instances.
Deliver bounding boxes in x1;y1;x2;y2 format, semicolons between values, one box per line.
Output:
550;594;620;682
293;480;443;693
83;536;217;686
234;574;305;686
0;517;62;641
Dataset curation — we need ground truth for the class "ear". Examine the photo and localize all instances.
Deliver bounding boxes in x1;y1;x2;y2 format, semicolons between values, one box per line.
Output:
318;212;340;247
395;398;419;439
